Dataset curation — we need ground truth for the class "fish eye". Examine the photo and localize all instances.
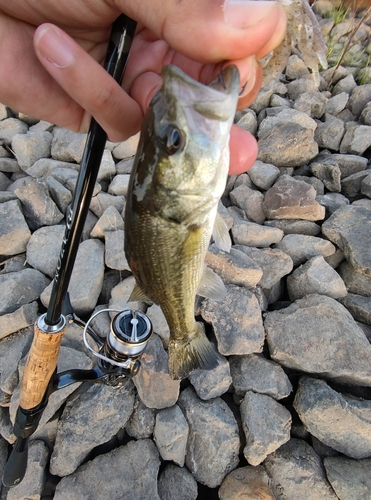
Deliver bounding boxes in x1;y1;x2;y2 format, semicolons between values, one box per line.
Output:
165;126;184;155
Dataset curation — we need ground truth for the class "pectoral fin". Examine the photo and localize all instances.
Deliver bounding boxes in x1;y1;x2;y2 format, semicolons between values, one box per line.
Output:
213;212;231;252
197;265;227;301
128;282;153;304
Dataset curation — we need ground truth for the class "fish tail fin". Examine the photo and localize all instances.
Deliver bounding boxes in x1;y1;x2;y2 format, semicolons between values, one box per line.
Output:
168;322;219;380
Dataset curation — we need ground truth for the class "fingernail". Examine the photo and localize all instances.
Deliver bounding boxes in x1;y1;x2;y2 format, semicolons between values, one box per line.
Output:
35;25;74;68
223;0;278;29
240;61;257;97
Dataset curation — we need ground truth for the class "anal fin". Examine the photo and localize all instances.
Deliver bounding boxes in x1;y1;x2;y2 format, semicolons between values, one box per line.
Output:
197;265;227;301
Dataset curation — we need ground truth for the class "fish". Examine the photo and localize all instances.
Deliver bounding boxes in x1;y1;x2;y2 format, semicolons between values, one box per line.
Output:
260;0;328;86
124;64;240;380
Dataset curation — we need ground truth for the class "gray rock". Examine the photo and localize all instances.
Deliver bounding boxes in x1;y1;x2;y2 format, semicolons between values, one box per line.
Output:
314;114;345;151
14;179;64;230
331;153;368;177
90;205;124;239
250;89;274;115
0;327;33;397
111;132;139;160
0;302;38;340
341;171;370;200
50;381;135;476
316;192;349;216
257;109;318;167
338;260;371;296
293;92;327;119
324;456;371;500
26;225;64;278
348;83;371;118
7;440;48;500
45;176;72;214
309;161;341;192
51;127;86;162
240;391;291;466
286;78;319;101
0;118;28;145
125;395;156;439
109;275;146;313
234;246;293;289
322;205;371;274
0;171;11;191
178;386;239;488
340;293;371;326
48;166;79;193
188;350;232;400
265;294;371;386
294;377;371;459
97;149;116;182
154;404;188;466
247;160;280;190
362;173;371;198
158;464;198;500
219;465;275;500
53;439;160;500
332;73;357;95
133;334;180;409
89;191;125;218
340;124;371;155
262;175;325;221
11;131;52;170
324;92;349;115
41;239;104;316
108;174;130;197
229;354;292;399
295;175;325;196
0;158;21;173
230;184;265;224
0;268;49;315
146;304;170;348
104;229;130;271
0;191;17;203
274;234;336;266
236;109;258;135
0;254;26;274
28;158;78;178
201;285;264;356
286;255;347;301
205;244;263;288
0;199;31;256
231;220;283;247
360;101;371;125
115;157;134;174
264;438;338;500
264;219;321;235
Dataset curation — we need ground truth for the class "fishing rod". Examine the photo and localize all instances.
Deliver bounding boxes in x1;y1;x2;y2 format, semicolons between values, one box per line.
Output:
2;14;152;488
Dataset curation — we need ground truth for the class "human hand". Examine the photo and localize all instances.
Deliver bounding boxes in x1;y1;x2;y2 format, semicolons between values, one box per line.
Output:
0;0;286;173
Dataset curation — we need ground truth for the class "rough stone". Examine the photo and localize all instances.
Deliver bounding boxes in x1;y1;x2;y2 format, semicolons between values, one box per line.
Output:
264;219;321;235
322;205;371;274
229;354;292;399
158;464;198;500
104;230;130;271
294;377;371;459
45;176;72;214
51;127;86;163
257;109;318;167
230;184;265;224
236;109;258;135
90;205;124;239
11;131;52;170
26;225;64;278
231;220;284;247
188;350;232;400
97;149;116;182
145;303;170;348
53;439;160;500
362;173;371;198
293;91;327;119
178;386;239;488
324;456;371;500
247;160;280;190
316;192;349;216
219;465;275;500
133;334;180;409
240;391;291;466
108;174;130;197
154;404;188;466
0;118;28;145
0;302;38;340
265;294;371;386
309;161;342;192
0;199;31;256
50;381;136;476
338;260;371;296
201;285;265;356
348;83;371;118
205;244;263;288
89;191;125;218
14;179;64;230
109;275;146;313
0;157;20;173
264;438;338;500
125;395;156;439
111;132;139;160
286;255;347;301
340;123;371;155
314;114;345;151
263;175;325;221
324;92;349;115
274;234;336;266
340;293;371;326
0;268;49;315
332;153;368;177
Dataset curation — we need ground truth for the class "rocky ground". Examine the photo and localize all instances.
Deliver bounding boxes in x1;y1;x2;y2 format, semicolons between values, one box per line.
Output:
1;2;371;500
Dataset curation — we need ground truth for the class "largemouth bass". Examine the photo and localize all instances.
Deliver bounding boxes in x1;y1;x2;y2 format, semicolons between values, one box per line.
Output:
124;64;240;380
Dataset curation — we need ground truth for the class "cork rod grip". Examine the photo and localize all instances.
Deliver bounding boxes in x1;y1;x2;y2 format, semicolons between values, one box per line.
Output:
19;322;66;410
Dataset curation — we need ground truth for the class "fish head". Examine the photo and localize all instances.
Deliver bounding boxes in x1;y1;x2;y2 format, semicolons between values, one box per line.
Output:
130;64;240;219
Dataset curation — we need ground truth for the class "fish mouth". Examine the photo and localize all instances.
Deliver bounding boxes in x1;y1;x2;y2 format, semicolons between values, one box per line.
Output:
160;64;240;121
